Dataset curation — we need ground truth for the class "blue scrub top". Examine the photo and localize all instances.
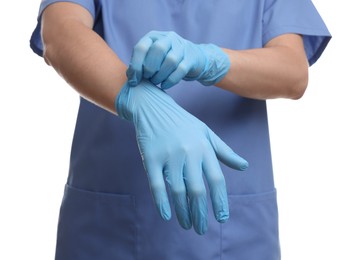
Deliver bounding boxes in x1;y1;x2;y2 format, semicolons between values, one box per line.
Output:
31;1;330;259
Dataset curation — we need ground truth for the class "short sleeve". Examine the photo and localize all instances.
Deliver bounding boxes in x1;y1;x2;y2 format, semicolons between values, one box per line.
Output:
263;0;331;66
30;0;96;57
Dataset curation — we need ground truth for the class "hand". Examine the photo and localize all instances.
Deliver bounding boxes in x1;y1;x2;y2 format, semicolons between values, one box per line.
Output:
115;80;248;235
126;31;230;89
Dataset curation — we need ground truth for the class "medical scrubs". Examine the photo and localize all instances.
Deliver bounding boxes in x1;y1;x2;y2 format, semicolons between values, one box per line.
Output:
30;0;331;259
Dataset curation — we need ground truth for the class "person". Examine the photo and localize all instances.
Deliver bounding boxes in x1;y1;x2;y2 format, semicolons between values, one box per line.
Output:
30;0;331;259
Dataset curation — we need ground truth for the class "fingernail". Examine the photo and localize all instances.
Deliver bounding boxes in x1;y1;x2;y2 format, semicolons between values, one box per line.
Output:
196;221;208;235
179;212;192;230
181;219;192;230
128;79;136;87
126;68;133;79
217;212;229;223
240;159;249;171
161;82;171;90
161;204;171;221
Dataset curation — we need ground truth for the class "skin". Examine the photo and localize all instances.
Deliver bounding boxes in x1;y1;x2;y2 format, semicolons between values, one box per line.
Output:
41;2;309;115
41;2;309;234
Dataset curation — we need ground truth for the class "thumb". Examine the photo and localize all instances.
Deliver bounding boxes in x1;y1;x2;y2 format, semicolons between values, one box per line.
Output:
207;129;249;171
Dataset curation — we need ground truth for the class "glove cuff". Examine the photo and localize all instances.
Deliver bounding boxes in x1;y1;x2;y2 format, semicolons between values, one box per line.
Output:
115;82;132;120
197;44;230;86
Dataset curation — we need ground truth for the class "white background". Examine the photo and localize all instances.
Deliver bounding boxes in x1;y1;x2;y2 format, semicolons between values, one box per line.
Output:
1;1;361;259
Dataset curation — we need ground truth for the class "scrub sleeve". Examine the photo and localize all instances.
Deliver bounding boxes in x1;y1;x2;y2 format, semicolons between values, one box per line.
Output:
30;0;331;259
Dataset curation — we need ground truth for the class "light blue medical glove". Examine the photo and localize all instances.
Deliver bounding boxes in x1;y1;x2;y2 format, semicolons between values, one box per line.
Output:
126;31;230;89
115;80;248;235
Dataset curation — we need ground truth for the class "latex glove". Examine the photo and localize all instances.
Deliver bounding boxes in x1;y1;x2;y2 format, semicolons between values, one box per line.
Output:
115;80;248;235
126;31;230;89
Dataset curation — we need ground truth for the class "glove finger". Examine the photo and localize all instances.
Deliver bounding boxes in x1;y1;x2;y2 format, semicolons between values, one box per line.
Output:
146;30;168;40
161;58;192;89
207;128;249;171
183;157;208;235
143;37;172;79
151;45;184;86
143;159;171;221
127;37;154;86
201;148;229;223
163;161;192;230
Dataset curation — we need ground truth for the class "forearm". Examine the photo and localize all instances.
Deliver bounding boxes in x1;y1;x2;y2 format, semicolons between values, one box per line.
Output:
41;3;127;114
216;34;309;100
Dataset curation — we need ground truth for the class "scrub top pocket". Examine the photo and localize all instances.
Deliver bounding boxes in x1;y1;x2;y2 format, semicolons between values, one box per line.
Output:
222;189;281;260
55;185;137;260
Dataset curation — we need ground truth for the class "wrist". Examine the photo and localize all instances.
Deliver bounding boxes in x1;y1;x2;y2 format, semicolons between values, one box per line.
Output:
115;80;169;121
197;44;230;86
115;82;132;120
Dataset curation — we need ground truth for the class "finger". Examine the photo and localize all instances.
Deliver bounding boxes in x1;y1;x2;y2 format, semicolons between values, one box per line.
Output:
143;37;172;79
202;149;229;223
151;45;184;86
127;37;154;86
143;159;171;221
184;158;208;235
207;128;249;171
161;58;192;89
163;161;192;230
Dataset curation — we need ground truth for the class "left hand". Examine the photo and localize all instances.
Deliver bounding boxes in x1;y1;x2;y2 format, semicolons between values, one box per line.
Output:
115;80;248;234
126;31;230;89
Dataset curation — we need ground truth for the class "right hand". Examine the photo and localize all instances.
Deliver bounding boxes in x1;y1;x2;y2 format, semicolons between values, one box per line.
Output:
115;80;248;235
126;31;230;89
